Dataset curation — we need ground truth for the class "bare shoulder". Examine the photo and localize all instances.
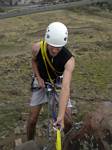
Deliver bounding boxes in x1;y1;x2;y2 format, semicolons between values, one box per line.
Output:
65;56;75;72
32;42;40;58
62;57;75;86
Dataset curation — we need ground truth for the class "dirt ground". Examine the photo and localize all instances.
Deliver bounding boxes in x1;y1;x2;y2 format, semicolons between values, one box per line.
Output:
0;4;112;150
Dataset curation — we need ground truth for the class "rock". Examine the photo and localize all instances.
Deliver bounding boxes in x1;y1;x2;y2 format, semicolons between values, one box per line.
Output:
15;138;22;146
15;140;41;150
14;126;21;135
62;102;112;150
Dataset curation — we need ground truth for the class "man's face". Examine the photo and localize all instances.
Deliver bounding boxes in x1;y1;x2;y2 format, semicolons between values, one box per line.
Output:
47;44;62;57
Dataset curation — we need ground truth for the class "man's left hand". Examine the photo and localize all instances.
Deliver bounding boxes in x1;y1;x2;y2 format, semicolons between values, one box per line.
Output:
54;116;64;131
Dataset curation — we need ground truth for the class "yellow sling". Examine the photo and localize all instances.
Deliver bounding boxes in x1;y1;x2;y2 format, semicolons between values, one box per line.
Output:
40;40;62;73
40;40;54;84
40;40;63;84
42;41;56;72
56;129;62;150
41;41;62;150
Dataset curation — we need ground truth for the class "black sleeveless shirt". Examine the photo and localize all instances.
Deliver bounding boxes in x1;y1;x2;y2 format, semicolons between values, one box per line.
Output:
36;46;72;82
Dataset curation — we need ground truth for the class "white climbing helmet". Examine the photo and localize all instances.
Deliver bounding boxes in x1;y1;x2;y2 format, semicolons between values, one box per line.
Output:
45;22;68;47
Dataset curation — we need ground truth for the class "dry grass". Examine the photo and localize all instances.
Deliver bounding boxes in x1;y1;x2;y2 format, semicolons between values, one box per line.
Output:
0;6;112;147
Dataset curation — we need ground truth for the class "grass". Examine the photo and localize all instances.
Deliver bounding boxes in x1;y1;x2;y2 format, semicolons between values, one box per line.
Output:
0;6;112;142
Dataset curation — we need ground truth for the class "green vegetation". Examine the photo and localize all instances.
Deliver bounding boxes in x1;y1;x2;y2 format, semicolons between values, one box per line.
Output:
0;7;5;12
0;6;112;145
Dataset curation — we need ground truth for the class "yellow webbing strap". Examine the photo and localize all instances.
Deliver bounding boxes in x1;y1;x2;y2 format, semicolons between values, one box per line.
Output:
41;41;62;149
41;40;62;74
56;129;62;150
43;41;56;72
40;41;54;84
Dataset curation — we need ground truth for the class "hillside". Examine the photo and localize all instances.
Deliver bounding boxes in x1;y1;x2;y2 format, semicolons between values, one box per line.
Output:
0;0;71;6
0;5;112;149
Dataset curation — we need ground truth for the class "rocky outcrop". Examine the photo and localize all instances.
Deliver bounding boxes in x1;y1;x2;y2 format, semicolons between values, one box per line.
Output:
63;102;112;150
15;140;41;150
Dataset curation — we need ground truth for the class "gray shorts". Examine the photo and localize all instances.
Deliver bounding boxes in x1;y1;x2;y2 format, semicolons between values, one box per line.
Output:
30;88;72;107
30;78;72;107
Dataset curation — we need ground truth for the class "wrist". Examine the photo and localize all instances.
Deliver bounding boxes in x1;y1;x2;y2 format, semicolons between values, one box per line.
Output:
35;74;40;79
58;112;64;119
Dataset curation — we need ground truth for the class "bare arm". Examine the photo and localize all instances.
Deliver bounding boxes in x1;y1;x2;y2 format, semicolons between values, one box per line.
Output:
32;42;45;87
56;56;75;128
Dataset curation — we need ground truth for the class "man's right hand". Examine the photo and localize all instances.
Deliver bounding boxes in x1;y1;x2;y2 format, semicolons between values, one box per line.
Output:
36;77;45;88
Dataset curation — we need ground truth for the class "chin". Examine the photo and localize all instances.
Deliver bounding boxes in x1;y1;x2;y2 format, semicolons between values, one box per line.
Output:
51;53;57;57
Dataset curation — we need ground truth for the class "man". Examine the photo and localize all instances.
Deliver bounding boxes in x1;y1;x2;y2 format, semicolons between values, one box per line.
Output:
27;22;75;140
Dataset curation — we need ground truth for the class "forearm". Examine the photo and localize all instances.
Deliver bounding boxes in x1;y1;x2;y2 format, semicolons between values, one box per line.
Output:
58;57;74;119
32;59;41;79
58;86;70;118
